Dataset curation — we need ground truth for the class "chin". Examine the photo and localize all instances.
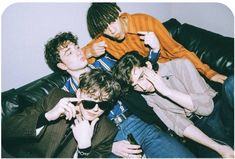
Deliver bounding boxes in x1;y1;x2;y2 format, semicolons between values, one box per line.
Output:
83;113;99;121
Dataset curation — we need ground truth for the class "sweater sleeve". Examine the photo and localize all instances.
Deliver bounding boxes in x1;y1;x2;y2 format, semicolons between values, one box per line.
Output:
148;14;217;79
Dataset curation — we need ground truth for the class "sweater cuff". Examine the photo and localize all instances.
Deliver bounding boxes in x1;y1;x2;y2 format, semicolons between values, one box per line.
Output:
204;67;218;79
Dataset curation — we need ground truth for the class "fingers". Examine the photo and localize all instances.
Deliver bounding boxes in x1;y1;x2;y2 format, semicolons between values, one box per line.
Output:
96;41;107;47
60;97;78;120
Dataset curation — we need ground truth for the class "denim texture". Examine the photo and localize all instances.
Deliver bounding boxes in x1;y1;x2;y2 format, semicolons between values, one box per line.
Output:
111;115;195;158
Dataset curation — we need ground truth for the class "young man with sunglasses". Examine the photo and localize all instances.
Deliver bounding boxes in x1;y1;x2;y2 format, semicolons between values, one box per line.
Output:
2;69;120;158
42;31;195;158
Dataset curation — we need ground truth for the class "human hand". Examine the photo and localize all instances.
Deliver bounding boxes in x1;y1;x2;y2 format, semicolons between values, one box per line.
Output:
217;144;234;158
112;140;142;158
138;31;160;52
90;41;107;57
45;97;78;121
143;67;170;96
71;116;99;149
210;73;227;84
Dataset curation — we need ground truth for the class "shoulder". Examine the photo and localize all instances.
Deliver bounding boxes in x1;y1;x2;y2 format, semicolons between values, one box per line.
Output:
43;88;75;108
128;13;160;21
48;88;74;98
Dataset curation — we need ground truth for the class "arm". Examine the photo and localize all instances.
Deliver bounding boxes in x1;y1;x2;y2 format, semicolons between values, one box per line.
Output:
152;59;215;115
183;125;234;158
143;67;195;111
3;89;77;139
82;38;107;63
149;15;221;80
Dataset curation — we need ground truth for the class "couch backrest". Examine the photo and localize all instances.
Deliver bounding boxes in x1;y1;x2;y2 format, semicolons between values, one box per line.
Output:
2;18;234;119
2;73;69;119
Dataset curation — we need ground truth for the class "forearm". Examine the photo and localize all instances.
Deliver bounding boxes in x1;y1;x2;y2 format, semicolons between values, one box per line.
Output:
163;88;195;111
82;46;93;59
183;124;221;152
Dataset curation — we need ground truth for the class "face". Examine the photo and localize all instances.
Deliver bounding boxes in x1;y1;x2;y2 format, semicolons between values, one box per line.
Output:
76;90;109;121
103;18;126;40
58;41;88;71
131;67;155;93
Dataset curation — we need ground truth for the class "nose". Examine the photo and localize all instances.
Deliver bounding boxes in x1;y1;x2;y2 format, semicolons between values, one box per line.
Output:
107;25;115;34
92;104;100;112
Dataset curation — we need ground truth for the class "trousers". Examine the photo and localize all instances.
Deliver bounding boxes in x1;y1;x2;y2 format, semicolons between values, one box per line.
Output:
110;115;195;158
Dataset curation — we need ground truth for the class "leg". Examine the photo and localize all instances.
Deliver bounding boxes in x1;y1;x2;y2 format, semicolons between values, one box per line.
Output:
118;115;195;158
222;75;234;109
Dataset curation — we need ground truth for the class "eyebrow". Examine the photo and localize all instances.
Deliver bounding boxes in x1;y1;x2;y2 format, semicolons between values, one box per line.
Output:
60;47;70;56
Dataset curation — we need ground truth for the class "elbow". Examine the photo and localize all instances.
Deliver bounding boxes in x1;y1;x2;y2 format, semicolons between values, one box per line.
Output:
195;101;214;116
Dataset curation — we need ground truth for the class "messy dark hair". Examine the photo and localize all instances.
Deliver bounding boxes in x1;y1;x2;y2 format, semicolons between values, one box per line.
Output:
112;51;147;94
87;3;121;38
80;69;121;103
44;32;78;74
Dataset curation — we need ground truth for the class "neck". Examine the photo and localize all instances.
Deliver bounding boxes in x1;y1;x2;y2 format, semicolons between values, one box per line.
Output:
68;67;90;82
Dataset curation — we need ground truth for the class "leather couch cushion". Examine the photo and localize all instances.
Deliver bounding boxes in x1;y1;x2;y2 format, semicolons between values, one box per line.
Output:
174;23;234;76
2;89;21;119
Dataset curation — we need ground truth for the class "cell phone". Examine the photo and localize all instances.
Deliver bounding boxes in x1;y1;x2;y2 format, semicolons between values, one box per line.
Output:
127;133;138;145
127;133;144;156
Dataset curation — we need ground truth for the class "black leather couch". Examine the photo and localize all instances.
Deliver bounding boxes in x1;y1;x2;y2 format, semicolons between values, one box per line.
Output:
2;18;234;157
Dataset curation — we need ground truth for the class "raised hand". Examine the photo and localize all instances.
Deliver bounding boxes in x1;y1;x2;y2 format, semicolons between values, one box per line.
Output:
138;31;160;52
143;67;170;96
90;41;107;57
112;140;142;158
45;97;78;121
71;116;99;149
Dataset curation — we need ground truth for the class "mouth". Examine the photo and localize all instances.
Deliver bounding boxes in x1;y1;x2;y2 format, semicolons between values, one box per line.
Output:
86;111;97;117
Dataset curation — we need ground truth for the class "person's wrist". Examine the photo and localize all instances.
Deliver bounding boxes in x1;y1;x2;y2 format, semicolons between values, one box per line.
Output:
78;141;91;149
45;112;53;121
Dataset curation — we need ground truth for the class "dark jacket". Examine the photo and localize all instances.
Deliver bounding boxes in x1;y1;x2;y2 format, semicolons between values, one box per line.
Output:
121;90;167;130
2;88;117;158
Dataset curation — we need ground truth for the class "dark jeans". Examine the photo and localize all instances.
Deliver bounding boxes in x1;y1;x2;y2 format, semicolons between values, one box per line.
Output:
110;115;195;158
186;95;233;158
222;75;234;109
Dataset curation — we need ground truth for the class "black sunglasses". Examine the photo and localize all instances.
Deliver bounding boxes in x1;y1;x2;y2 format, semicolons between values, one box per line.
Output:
81;100;113;110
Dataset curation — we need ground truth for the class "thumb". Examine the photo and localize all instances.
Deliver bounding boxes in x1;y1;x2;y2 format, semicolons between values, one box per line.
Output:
91;118;99;131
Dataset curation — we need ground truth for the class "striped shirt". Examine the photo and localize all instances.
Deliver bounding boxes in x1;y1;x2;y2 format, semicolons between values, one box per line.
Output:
83;13;217;79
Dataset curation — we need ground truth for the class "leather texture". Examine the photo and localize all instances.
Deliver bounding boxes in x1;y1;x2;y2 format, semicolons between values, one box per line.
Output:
2;18;234;120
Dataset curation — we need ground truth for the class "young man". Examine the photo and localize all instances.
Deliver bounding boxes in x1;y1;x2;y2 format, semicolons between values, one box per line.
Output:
83;3;233;87
43;32;195;158
2;69;120;158
112;51;234;158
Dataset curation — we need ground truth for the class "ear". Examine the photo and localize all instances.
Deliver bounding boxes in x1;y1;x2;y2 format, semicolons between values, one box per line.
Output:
145;61;153;69
57;62;67;71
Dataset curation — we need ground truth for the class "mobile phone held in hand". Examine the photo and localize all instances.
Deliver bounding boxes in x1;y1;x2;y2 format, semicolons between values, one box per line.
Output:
127;133;144;156
127;133;138;145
